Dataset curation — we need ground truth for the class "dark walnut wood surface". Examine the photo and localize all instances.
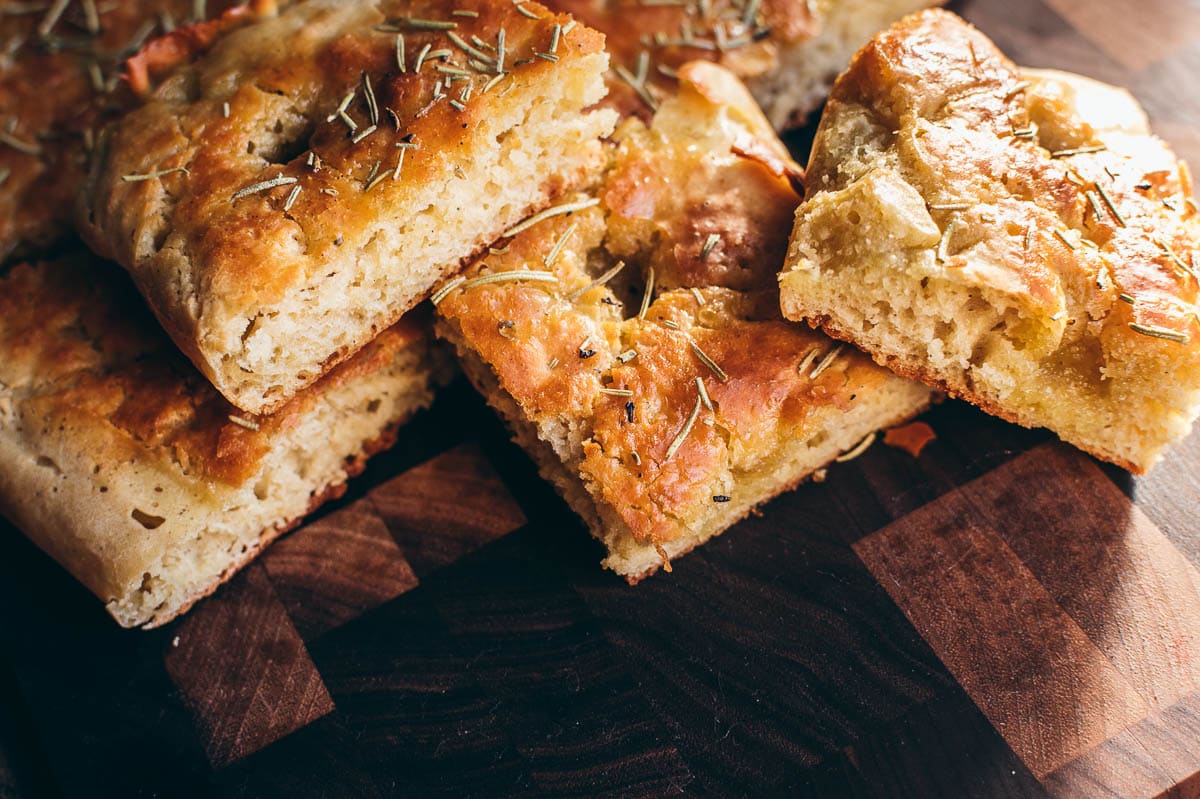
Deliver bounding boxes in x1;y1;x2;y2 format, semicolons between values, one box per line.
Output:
3;1;1200;796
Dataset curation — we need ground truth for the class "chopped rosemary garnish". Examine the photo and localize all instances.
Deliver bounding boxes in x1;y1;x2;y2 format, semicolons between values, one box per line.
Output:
638;266;655;320
350;124;377;144
447;30;494;64
548;357;560;370
283;184;301;211
449;99;467;111
700;232;720;259
929;202;971;211
809;344;843;379
0;129;41;155
631;451;642;466
936;218;958;263
121;166;189;182
1156;237;1196;280
231;175;297;200
1003;80;1030;98
690;341;728;382
1085;190;1106;224
505;198;600;237
1053;229;1077;250
389;16;457;30
661;319;679;329
461;269;559;290
413;42;432;71
452;9;479;17
695;376;713;411
1051;145;1106;159
227;415;260;431
514;3;541;19
430;276;466;306
362;160;381;189
835;432;877;462
712;495;731;503
600;387;634;397
797;347;820;376
327;90;355;122
1129;322;1189;344
616;349;637;363
37;0;68;37
567;259;624;300
665;393;703;461
496;27;506;73
396;33;406;71
1118;292;1135;304
361;71;379;126
222;101;231;118
1094;182;1126;227
549;23;561;53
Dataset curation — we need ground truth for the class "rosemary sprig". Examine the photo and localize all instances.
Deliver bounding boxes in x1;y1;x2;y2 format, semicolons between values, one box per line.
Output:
665;393;703;461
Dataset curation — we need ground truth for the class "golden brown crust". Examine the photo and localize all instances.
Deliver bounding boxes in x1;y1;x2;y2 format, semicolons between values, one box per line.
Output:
782;10;1200;472
540;0;945;129
0;252;444;627
0;1;254;260
436;63;930;570
79;0;614;414
541;0;816;120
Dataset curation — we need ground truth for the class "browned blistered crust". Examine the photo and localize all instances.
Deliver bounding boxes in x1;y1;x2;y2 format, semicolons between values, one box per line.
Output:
0;253;446;627
780;9;1200;473
543;0;816;120
0;0;257;261
541;0;945;130
436;62;931;578
79;0;614;415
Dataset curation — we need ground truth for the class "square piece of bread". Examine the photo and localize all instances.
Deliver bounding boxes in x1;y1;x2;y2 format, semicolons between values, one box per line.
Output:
79;0;617;415
434;63;932;581
780;10;1200;473
0;0;253;260
542;0;943;129
0;253;450;628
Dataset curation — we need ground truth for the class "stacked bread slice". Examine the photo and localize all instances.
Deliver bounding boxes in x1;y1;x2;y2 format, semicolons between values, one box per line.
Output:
0;0;616;626
434;62;932;580
779;10;1200;473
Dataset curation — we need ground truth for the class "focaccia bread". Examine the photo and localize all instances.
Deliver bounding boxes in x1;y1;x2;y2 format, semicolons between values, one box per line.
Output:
0;0;257;261
79;0;617;415
543;0;942;129
0;254;450;628
779;10;1200;473
434;62;931;581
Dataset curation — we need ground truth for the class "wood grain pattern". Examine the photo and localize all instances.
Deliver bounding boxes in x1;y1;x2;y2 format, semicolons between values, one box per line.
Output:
164;564;334;766
857;444;1200;788
855;454;1150;778
262;503;418;640
367;443;528;578
0;1;1199;796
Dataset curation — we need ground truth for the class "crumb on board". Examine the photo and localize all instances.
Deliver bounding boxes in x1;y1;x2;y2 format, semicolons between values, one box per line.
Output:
883;421;937;458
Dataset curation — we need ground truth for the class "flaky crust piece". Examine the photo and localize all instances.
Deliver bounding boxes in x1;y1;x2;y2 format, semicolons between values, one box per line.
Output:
0;254;446;627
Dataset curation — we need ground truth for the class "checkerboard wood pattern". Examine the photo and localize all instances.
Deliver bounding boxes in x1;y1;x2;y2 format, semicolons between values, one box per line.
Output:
2;1;1200;796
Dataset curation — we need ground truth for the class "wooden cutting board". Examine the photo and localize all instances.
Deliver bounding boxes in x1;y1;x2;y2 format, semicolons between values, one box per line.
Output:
3;1;1200;796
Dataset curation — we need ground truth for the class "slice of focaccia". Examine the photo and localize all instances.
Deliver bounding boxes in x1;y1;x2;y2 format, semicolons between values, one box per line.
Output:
543;0;943;130
434;62;932;581
0;0;258;261
0;253;450;628
79;0;617;415
780;9;1200;473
